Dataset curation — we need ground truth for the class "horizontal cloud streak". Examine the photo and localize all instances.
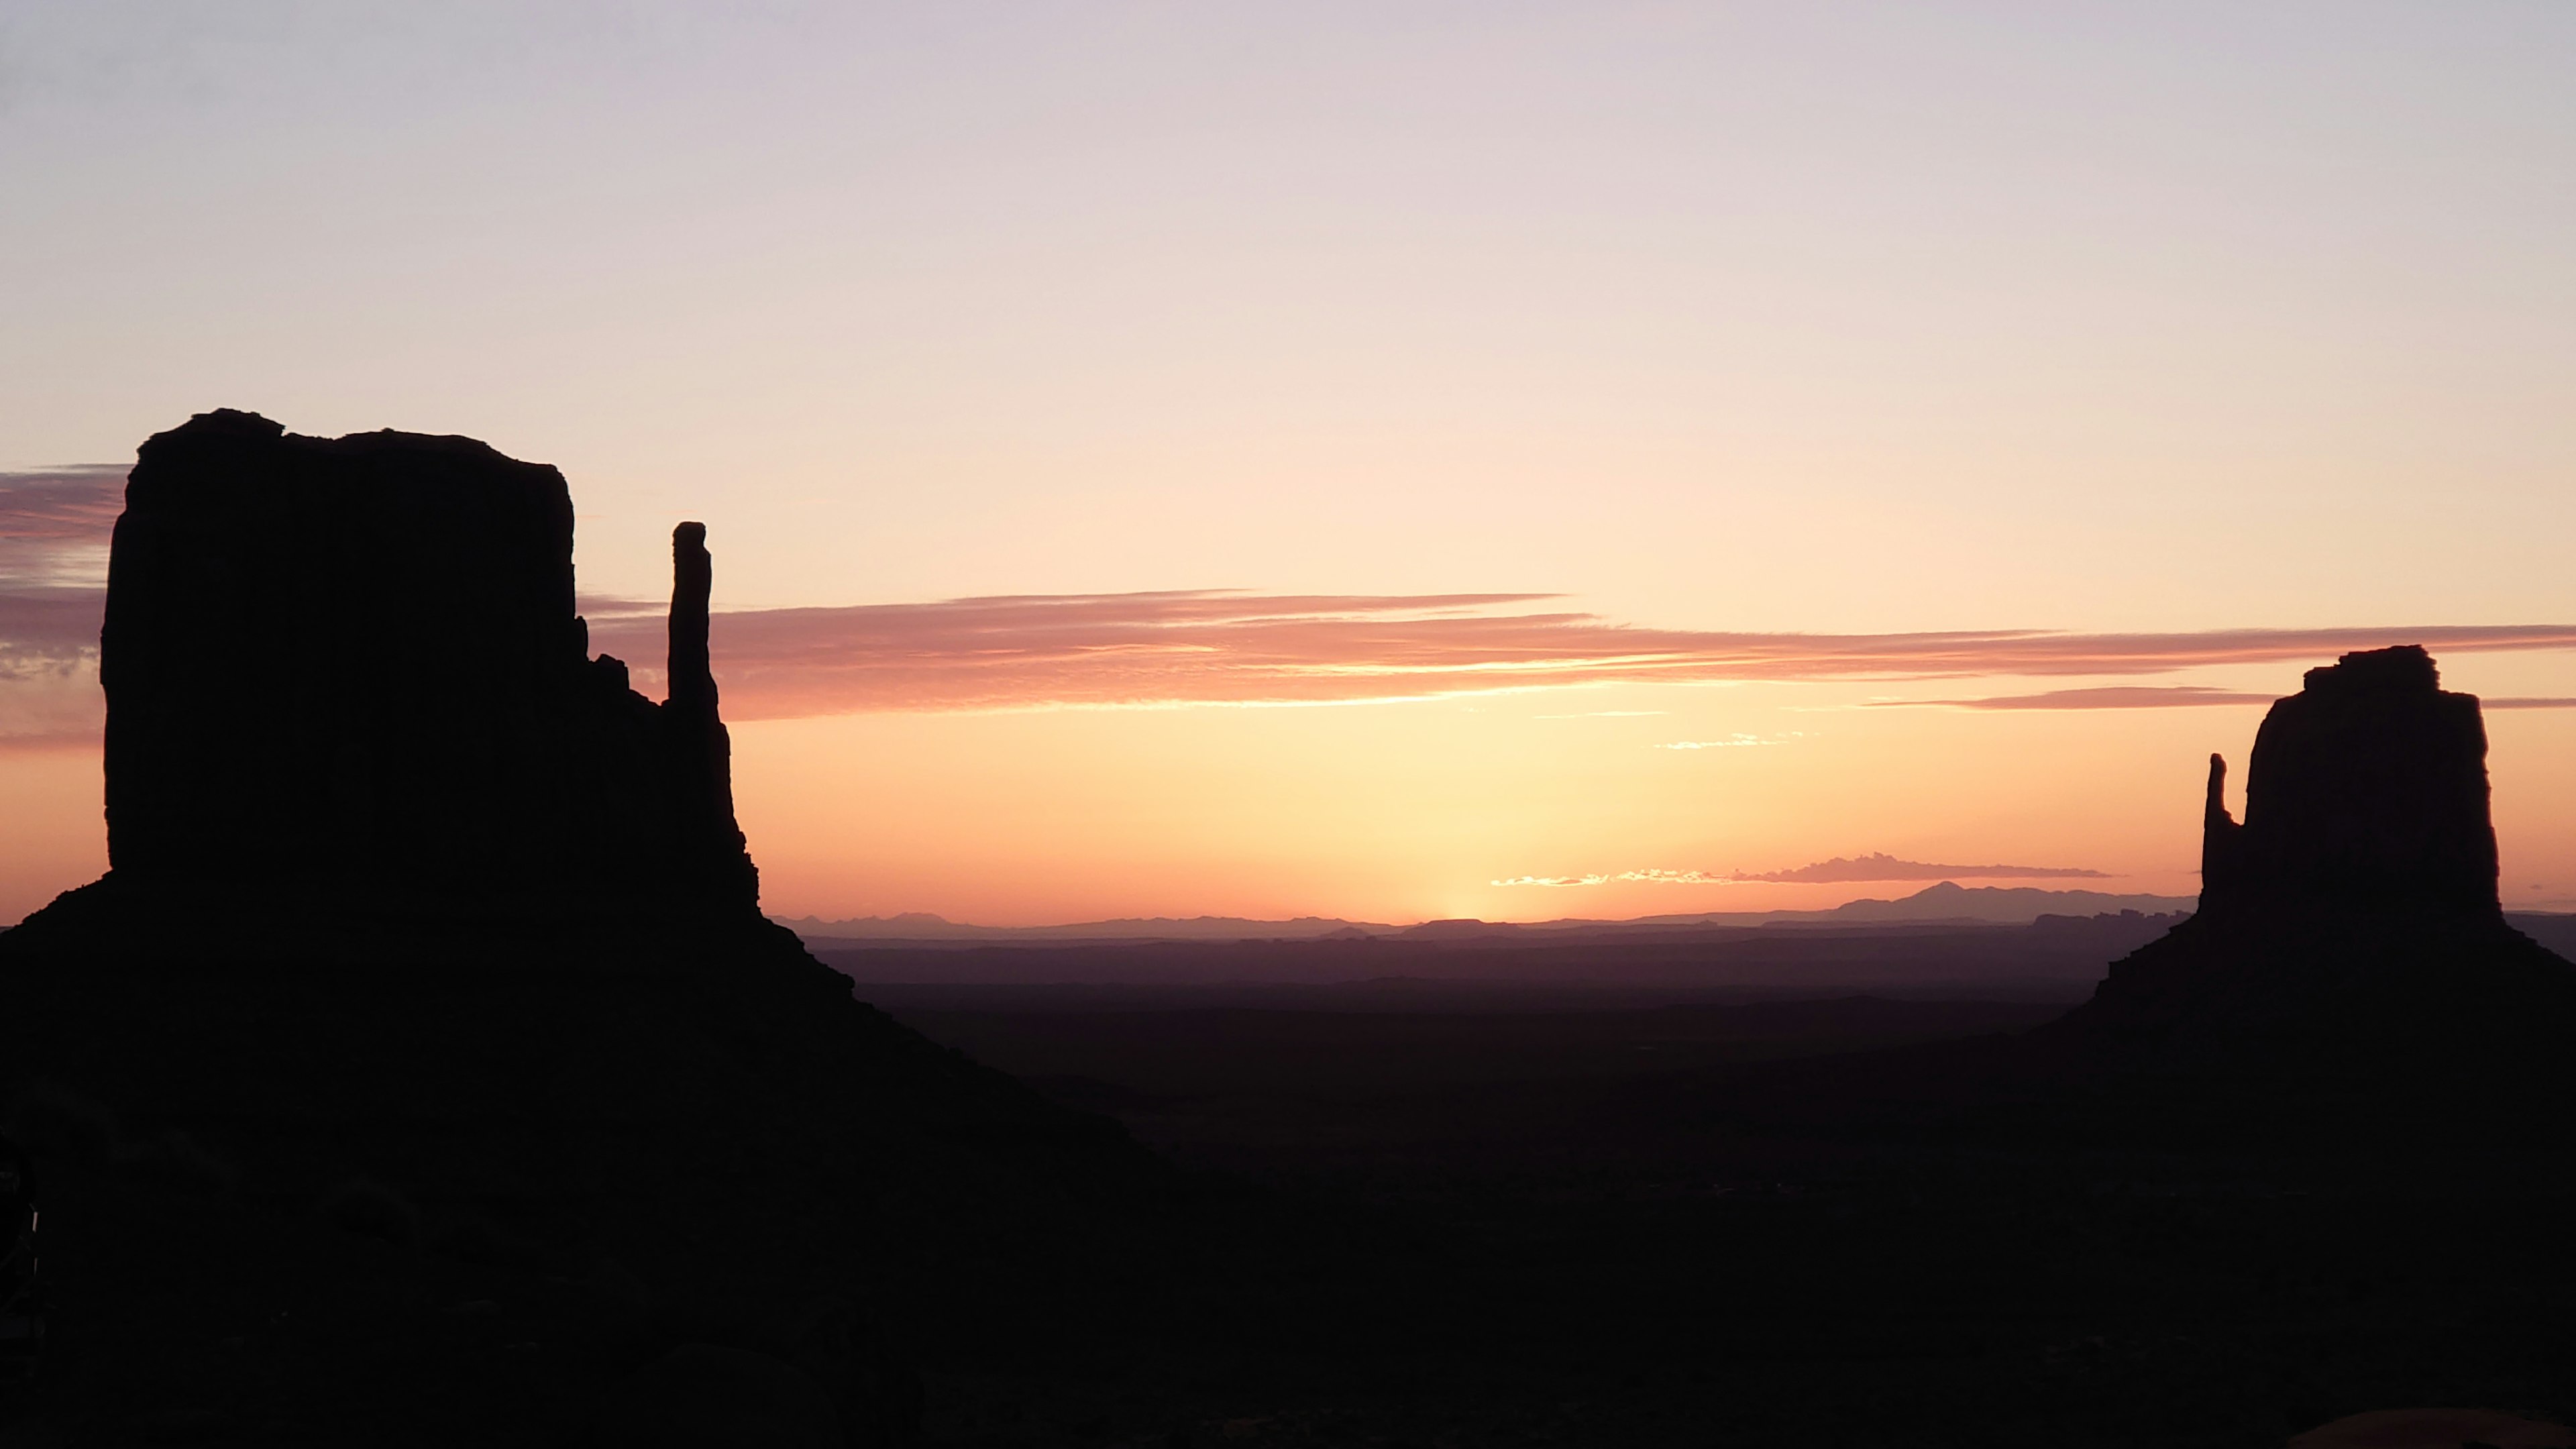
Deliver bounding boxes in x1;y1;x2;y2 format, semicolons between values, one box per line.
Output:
1876;688;2576;713
0;650;103;747
1;467;125;592
0;468;123;545
1731;852;2109;883
0;591;105;749
1489;869;1744;888
582;592;2576;717
0;587;111;659
1878;686;2281;710
0;470;122;749
1489;857;2105;888
14;572;2576;738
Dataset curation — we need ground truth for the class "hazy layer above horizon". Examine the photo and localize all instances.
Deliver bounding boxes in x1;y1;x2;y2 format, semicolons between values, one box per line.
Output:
775;881;2201;942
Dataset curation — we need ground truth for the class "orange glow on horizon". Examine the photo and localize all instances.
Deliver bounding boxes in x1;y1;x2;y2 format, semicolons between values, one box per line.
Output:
5;653;2576;929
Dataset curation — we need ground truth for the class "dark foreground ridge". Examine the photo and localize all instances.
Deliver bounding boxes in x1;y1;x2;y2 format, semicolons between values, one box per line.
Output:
0;413;1155;1444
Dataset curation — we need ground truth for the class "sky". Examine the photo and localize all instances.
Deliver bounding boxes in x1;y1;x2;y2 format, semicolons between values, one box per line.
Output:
5;3;2576;925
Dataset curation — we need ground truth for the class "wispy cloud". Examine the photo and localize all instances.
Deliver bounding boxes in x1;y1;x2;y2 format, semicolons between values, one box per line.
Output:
1491;853;2110;888
1733;853;2109;883
580;592;2576;718
0;586;111;658
0;467;124;592
0;589;107;749
11;495;2576;735
0;653;104;748
1534;709;1668;718
1615;868;1734;884
1658;733;1803;749
1874;686;2576;714
0;469;123;745
576;592;663;619
1874;685;2279;710
1489;869;1740;888
0;468;123;547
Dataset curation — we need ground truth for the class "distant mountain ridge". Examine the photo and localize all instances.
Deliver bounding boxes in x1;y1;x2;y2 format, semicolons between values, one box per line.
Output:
770;912;1395;943
1654;880;2197;926
777;880;2200;945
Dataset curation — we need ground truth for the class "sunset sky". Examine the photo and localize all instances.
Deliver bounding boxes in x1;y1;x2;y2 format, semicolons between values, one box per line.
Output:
5;4;2576;925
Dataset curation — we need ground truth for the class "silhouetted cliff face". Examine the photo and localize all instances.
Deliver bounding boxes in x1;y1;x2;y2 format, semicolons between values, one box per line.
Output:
2198;645;2498;921
0;416;1157;1441
2035;647;2573;1144
89;409;755;928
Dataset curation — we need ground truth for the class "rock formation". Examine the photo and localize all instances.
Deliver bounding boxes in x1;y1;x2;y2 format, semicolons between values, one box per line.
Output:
2031;645;2576;1146
0;412;1153;1442
2196;645;2498;921
22;408;758;949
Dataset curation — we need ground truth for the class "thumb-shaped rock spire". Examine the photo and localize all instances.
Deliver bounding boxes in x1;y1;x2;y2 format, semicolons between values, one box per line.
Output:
662;521;758;916
669;521;715;718
2201;753;2241;908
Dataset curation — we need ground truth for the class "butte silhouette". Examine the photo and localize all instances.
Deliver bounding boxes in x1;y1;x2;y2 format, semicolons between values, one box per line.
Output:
2023;644;2576;1148
0;411;1149;1442
10;407;757;956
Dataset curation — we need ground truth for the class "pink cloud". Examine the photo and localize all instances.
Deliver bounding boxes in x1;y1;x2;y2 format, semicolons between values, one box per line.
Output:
1876;686;2281;710
12;561;2576;740
0;587;111;659
578;592;2576;718
1884;687;2576;714
0;468;124;545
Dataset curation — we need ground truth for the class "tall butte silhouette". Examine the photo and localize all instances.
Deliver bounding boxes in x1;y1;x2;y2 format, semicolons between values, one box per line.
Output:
11;407;760;954
0;411;1150;1441
2025;645;2576;1144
